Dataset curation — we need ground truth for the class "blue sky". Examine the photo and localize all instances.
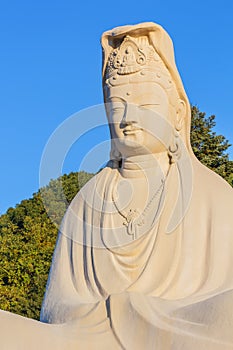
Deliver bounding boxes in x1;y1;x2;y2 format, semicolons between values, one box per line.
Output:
0;0;233;214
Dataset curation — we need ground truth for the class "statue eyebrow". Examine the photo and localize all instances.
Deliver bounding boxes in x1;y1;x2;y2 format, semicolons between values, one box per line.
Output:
139;103;160;106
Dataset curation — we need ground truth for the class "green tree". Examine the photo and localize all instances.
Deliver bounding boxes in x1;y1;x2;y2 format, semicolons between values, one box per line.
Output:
0;171;94;319
191;105;233;185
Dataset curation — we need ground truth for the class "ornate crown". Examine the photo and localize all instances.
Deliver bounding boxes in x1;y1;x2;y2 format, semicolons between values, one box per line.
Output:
105;35;161;78
104;35;175;98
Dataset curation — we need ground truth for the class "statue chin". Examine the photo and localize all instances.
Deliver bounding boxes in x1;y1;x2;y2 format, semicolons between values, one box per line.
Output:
1;21;233;350
114;139;147;159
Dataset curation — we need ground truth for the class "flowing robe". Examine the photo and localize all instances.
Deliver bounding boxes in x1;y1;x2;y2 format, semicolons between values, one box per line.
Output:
40;158;233;349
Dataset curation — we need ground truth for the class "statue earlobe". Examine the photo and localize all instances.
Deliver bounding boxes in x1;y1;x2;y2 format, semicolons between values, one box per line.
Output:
175;99;186;131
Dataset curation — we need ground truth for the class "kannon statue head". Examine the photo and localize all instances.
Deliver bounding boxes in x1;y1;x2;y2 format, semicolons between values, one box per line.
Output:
101;22;192;164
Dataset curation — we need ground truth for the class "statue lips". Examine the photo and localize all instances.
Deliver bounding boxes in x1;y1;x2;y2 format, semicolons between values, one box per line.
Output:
123;126;142;136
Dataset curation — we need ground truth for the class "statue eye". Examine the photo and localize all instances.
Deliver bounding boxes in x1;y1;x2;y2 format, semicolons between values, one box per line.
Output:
111;102;125;113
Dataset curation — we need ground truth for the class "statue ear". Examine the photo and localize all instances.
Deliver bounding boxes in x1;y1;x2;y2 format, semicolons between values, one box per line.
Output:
175;99;186;131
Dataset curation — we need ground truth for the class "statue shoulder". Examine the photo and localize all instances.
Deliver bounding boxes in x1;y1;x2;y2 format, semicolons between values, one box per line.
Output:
192;158;233;209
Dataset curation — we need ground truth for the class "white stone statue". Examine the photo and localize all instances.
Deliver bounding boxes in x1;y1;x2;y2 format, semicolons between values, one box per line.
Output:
1;22;233;350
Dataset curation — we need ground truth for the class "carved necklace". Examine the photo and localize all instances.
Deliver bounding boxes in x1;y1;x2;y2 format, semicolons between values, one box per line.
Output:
112;171;166;239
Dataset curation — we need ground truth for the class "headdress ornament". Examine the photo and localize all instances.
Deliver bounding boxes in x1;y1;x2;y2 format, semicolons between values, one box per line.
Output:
105;35;160;78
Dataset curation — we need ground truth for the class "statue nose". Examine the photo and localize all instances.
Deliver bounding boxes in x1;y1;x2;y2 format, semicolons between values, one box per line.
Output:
121;103;139;125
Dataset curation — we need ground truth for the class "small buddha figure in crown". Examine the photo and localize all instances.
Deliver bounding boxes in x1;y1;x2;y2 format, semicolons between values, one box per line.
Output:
105;35;159;76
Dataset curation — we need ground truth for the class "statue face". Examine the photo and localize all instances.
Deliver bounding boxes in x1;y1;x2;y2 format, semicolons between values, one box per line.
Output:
106;81;173;158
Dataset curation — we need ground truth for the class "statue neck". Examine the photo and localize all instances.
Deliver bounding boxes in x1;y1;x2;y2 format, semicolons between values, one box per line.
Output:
120;152;170;179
